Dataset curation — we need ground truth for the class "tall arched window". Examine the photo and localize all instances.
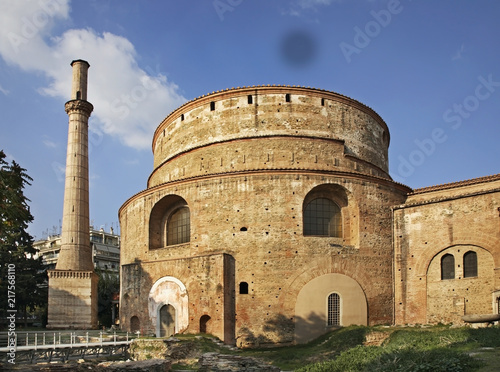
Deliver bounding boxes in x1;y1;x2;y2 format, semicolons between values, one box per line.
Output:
150;195;189;249
166;207;190;245
327;293;340;326
441;254;455;280
463;251;478;278
304;198;342;237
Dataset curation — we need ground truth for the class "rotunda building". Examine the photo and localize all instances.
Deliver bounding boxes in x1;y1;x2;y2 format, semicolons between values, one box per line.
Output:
119;85;411;346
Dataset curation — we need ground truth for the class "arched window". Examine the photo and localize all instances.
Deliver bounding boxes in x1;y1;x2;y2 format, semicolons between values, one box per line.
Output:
441;254;455;280
166;207;190;246
463;251;478;278
304;198;342;237
150;195;189;249
327;293;340;326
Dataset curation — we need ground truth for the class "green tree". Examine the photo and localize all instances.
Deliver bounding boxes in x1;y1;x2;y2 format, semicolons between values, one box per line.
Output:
96;268;120;328
0;150;47;327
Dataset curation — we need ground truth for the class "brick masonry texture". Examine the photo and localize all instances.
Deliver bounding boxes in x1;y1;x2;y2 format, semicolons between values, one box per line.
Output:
394;176;500;325
119;86;500;346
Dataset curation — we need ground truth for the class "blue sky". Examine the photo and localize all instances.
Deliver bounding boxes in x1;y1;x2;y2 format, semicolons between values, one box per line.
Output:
0;0;499;239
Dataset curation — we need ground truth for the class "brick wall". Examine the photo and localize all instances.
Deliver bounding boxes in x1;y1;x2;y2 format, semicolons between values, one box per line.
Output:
394;177;500;325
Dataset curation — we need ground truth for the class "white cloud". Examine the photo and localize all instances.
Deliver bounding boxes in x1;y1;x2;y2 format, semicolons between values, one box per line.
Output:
0;0;69;69
0;0;186;150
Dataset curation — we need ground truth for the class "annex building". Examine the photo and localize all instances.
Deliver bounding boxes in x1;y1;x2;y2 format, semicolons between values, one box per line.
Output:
118;86;500;346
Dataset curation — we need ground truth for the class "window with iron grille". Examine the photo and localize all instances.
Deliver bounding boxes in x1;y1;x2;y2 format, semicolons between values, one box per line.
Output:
327;293;340;326
167;207;190;245
304;198;342;237
441;254;455;280
463;251;478;278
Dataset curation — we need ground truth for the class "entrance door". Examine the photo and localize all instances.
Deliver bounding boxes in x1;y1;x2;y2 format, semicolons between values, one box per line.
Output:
159;304;176;337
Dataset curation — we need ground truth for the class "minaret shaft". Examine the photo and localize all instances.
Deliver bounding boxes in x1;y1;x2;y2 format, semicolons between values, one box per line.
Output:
56;60;94;271
47;60;98;329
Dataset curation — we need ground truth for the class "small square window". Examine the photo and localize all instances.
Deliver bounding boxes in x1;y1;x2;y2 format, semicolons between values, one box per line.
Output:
239;282;249;294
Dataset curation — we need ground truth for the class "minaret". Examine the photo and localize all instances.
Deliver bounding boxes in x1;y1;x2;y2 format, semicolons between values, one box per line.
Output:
57;59;93;271
47;60;98;329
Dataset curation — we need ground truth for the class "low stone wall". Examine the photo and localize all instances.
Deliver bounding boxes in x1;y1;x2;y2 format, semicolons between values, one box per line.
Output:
1;359;171;372
198;352;280;372
96;359;171;371
129;337;282;371
129;338;196;361
129;339;169;360
363;330;391;346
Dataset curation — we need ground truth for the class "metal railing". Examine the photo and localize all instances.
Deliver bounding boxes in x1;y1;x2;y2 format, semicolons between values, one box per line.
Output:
0;330;135;364
0;330;132;350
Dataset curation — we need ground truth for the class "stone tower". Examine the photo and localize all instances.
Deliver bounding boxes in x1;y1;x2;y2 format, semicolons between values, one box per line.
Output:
47;60;98;329
119;86;411;345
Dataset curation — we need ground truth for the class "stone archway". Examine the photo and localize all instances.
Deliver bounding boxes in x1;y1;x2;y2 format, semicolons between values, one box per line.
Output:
148;276;189;337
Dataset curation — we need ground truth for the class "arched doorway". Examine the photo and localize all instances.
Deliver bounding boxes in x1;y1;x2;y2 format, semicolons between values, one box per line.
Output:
159;304;176;337
148;276;189;338
200;315;211;334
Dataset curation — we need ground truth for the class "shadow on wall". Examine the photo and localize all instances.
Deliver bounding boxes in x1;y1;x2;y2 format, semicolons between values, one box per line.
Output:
121;259;156;336
47;284;97;329
237;312;326;347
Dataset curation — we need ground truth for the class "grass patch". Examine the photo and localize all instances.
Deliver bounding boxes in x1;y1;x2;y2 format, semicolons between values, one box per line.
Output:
131;326;499;371
240;326;368;370
293;325;499;372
